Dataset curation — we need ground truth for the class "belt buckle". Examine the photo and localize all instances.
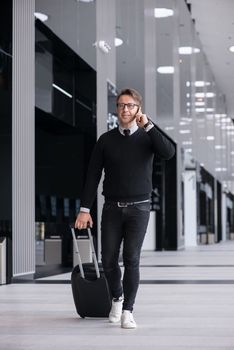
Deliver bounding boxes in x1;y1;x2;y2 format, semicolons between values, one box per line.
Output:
117;202;128;207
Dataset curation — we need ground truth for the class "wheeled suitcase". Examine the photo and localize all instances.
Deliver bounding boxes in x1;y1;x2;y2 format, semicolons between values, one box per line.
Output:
71;227;111;318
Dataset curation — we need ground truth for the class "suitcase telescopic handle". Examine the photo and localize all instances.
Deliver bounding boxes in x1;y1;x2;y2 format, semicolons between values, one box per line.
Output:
87;227;101;279
71;226;100;279
71;227;85;278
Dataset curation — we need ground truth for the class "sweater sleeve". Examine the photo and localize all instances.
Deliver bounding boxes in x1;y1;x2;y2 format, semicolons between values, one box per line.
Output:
146;125;175;160
80;135;104;209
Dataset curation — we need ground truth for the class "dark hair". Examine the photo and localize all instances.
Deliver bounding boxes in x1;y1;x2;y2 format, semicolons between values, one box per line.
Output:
116;88;142;106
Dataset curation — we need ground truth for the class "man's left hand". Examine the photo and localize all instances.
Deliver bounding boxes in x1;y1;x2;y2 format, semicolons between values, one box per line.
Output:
135;108;148;128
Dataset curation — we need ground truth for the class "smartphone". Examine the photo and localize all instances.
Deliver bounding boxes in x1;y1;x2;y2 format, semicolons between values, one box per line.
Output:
135;107;142;121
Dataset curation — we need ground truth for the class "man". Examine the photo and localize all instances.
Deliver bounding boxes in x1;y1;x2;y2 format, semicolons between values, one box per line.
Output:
75;88;175;329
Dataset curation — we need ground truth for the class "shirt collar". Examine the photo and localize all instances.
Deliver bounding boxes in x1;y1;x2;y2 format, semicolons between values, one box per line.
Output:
118;123;138;136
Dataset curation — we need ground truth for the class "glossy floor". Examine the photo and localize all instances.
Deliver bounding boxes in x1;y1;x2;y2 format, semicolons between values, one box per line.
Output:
1;241;234;350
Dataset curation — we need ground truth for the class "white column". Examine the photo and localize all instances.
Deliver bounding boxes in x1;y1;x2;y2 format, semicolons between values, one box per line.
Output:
222;191;227;241
144;0;157;119
173;0;183;248
12;0;35;277
183;171;197;247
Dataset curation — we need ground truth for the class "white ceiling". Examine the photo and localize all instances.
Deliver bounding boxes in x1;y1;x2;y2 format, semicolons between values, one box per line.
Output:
189;0;234;119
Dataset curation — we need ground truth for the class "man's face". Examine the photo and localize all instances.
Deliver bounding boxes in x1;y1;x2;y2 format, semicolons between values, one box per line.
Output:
116;95;140;127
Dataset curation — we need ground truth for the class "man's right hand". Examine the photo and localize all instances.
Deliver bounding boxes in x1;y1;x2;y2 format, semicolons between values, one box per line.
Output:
74;212;93;230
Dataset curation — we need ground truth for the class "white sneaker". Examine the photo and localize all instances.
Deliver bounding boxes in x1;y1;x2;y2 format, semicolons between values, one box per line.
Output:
121;310;137;329
109;298;123;323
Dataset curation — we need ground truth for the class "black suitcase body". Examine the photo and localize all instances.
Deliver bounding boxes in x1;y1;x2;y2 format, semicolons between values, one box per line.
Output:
71;227;111;318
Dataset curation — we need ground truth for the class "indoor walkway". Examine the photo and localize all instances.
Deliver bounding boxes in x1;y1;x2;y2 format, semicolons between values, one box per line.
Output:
1;241;234;350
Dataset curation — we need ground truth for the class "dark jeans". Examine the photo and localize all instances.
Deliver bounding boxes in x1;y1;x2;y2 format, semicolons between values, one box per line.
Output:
101;201;150;311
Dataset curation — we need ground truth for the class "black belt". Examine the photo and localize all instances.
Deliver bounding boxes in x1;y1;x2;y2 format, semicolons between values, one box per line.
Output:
105;199;150;208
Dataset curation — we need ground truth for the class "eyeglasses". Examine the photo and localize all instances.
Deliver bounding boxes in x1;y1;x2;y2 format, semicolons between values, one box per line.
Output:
117;103;139;110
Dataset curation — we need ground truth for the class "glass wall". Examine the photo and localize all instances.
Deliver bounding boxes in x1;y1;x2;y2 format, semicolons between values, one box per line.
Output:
34;2;97;272
35;0;96;70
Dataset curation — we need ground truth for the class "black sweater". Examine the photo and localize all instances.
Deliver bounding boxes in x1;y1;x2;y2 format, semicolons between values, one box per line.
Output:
81;126;175;209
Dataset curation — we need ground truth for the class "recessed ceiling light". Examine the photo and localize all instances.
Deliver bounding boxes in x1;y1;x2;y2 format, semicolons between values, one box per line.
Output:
181;117;192;122
229;45;234;52
215;145;226;150
179;130;191;134
154;8;174;18
34;12;48;22
195;108;205;113
195;107;214;113
115;38;123;47
221;125;234;130
157;66;174;74
220;117;231;123
196;81;210;87
186;81;211;87
77;0;94;2
215;167;227;172
195;92;215;98
179;47;200;55
195;101;205;106
215;114;227;118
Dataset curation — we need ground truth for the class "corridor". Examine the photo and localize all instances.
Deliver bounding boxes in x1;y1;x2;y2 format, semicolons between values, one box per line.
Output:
1;241;234;349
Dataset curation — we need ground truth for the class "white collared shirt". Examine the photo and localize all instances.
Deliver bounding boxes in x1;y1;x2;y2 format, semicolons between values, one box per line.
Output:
118;121;154;136
118;123;138;136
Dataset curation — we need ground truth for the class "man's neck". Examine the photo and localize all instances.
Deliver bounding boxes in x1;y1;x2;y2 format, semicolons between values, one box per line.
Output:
119;120;137;129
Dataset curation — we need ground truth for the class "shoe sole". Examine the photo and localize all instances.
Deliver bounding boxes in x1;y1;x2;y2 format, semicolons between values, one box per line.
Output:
109;318;121;323
121;323;137;329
